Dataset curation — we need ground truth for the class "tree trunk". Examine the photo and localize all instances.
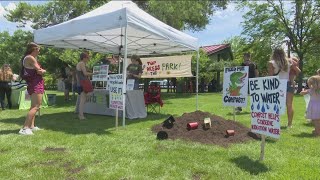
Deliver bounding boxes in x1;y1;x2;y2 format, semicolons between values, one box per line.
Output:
297;54;304;93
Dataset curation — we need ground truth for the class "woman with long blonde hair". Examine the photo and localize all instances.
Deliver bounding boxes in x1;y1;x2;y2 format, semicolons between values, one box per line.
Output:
0;64;13;110
268;48;300;128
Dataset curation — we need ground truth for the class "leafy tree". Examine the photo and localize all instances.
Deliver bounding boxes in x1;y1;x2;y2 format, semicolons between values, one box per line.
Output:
240;0;320;92
6;0;228;31
224;36;273;76
0;30;33;73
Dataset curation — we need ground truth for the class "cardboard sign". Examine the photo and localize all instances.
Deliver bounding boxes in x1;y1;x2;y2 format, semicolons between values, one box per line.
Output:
222;66;249;107
108;74;123;110
140;55;193;78
249;76;287;139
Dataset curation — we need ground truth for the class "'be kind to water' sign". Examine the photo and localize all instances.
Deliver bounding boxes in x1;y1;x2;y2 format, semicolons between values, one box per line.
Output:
249;76;287;139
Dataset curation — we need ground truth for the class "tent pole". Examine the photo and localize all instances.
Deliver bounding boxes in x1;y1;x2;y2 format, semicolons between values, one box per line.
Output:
196;50;199;110
122;26;128;127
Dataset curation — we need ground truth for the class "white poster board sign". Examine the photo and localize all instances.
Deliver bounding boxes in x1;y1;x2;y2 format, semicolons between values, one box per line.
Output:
108;74;123;110
249;76;287;139
126;79;135;90
222;66;249;107
92;65;109;81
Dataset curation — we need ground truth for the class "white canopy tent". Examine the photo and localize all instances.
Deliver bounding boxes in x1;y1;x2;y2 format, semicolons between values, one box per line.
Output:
34;0;200;126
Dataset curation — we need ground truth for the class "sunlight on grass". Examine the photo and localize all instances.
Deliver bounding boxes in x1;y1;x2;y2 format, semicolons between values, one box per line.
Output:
0;91;319;179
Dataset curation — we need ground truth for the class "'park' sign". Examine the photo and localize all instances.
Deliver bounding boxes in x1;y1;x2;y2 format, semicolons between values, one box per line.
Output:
140;55;193;78
249;76;287;139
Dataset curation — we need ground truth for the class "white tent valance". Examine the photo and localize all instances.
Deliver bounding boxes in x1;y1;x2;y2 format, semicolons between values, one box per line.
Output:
34;1;198;55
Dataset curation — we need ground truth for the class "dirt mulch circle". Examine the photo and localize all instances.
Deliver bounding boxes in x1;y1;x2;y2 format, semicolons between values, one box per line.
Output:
152;111;259;147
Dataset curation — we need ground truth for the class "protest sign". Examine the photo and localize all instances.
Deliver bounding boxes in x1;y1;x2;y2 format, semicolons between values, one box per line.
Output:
222;66;249;107
249;76;286;139
108;74;123;110
92;65;109;81
140;55;192;78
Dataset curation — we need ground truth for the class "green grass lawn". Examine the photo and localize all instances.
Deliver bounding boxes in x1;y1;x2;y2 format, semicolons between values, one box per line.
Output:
0;91;319;179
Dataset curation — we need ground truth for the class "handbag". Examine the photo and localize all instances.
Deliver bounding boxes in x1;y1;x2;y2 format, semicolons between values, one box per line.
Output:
80;79;93;93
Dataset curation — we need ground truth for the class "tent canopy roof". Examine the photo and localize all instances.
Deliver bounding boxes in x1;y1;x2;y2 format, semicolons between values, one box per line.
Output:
34;1;198;55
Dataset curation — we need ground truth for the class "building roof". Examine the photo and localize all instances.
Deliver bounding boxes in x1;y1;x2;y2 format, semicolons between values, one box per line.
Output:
201;44;231;55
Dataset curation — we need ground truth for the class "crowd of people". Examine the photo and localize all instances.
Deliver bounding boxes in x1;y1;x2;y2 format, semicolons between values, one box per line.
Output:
1;42;320;137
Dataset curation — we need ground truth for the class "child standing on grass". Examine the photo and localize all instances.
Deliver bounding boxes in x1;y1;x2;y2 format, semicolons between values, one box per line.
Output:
300;75;320;136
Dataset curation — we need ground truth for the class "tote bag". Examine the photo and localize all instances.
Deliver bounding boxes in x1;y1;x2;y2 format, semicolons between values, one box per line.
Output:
80;79;93;93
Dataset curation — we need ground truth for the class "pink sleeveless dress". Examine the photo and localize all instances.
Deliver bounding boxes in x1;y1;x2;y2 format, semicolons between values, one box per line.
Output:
23;57;45;95
306;89;320;119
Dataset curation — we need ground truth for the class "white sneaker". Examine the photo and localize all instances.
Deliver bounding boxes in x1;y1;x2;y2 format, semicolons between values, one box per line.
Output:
19;128;33;135
31;126;41;131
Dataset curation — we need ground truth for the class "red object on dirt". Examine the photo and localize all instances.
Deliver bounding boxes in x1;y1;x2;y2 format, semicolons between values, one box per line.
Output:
226;130;235;136
187;122;199;130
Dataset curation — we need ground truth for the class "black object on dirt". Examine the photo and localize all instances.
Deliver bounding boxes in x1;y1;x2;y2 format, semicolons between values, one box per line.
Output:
157;131;168;140
162;115;175;129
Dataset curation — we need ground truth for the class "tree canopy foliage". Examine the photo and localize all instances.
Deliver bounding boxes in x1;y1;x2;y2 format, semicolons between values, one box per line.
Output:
6;0;227;31
2;0;228;84
239;0;320;91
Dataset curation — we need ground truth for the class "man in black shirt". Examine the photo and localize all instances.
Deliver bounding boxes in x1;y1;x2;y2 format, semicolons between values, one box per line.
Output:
236;52;259;113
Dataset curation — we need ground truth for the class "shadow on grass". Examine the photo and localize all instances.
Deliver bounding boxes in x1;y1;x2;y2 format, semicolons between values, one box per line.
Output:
161;93;195;101
303;122;313;127
292;132;314;138
0;111;171;135
227;112;251;116
230;156;270;175
0;129;21;135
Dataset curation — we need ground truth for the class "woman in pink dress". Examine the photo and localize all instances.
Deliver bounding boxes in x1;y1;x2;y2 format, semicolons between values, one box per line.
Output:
300;76;320;136
19;42;46;135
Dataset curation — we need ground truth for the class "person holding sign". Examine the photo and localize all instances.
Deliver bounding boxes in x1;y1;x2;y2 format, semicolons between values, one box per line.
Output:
300;76;320;136
267;48;300;128
75;52;95;120
127;55;143;90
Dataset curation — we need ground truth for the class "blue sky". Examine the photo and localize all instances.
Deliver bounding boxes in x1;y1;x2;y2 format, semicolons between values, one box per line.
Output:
0;1;244;46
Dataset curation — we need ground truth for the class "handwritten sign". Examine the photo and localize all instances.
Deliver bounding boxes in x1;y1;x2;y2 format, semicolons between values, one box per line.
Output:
140;55;193;78
108;74;123;110
249;76;287;139
92;65;109;81
222;66;249;107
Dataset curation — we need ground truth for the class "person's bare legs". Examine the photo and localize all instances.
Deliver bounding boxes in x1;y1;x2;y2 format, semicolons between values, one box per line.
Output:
23;93;42;128
312;119;320;136
286;92;294;128
64;89;68;101
78;92;87;119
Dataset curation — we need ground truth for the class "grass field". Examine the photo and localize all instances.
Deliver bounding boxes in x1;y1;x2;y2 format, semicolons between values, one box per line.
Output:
0;91;319;179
